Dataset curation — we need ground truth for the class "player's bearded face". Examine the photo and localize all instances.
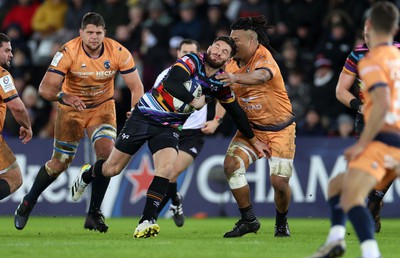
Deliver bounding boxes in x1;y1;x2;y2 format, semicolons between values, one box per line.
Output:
81;25;105;52
0;42;12;70
205;42;231;69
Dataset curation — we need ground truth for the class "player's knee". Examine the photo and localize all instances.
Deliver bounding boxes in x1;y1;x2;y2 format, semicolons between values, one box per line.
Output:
223;156;237;176
270;175;290;192
328;173;344;198
91;125;116;145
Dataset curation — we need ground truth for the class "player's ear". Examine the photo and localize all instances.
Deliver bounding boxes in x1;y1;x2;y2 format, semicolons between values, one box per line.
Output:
79;29;83;36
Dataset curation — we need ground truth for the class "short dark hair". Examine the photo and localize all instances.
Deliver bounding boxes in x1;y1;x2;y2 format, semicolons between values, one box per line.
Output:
179;39;200;52
0;33;10;48
81;12;106;30
368;1;399;34
213;35;237;57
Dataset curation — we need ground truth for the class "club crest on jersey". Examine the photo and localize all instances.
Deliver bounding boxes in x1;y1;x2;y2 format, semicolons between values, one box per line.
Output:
3;75;9;84
104;60;110;69
81;63;86;68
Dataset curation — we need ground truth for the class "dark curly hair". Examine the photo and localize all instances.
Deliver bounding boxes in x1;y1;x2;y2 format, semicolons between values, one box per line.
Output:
231;15;275;53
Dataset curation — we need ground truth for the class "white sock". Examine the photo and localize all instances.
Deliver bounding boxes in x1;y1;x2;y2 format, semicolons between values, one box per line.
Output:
326;225;346;244
361;239;380;258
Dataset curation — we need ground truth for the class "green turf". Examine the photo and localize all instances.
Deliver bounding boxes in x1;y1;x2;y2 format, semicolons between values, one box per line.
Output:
1;216;399;258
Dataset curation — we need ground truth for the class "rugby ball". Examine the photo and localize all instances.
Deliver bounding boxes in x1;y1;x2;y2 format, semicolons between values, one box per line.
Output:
173;79;202;113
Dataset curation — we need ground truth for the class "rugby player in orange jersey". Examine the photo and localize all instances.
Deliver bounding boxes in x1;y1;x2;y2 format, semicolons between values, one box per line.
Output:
14;12;144;233
0;33;32;201
216;15;296;238
309;2;400;257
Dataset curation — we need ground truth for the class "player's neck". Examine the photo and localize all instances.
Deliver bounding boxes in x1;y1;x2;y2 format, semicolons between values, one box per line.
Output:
204;64;219;77
83;45;102;59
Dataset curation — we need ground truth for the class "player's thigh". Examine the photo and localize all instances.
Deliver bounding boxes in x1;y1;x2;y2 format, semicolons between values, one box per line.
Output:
225;133;256;173
0;137;16;172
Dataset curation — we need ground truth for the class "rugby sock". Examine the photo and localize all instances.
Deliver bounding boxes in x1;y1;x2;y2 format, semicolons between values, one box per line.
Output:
348;205;374;243
89;160;109;213
139;176;169;223
367;190;385;216
0;179;11;200
157;182;177;213
326;195;346;243
82;159;104;184
25;165;56;203
169;182;179;205
239;205;257;221
328;195;346;226
275;209;288;223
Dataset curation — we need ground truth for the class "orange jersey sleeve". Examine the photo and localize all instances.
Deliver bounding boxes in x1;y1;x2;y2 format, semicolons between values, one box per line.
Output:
48;37;136;107
0;68;19;132
225;45;294;128
358;45;400;131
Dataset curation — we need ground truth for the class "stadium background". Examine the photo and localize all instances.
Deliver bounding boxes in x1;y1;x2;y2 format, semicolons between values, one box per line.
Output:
1;0;400;218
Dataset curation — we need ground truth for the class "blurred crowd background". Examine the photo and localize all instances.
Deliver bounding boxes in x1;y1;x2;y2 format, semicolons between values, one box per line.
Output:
1;0;399;139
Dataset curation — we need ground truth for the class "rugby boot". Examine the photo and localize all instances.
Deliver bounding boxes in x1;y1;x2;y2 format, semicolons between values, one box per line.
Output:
14;197;36;230
307;239;346;258
274;219;291;237
170;193;185;227
223;218;260;238
133;219;160;238
84;209;108;233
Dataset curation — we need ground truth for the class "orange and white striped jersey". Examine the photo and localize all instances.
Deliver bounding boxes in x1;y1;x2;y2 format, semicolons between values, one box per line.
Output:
358;44;400;132
48;37;136;107
0;68;18;132
226;45;294;130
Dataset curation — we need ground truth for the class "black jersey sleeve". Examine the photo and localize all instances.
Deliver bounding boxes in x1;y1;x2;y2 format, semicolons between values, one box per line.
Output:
163;65;195;104
221;100;255;139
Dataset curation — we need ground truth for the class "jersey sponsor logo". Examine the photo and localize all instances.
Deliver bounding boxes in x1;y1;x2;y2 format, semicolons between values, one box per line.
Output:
121;133;129;140
240;96;258;103
81;63;86;68
70;70;116;78
243;104;262;110
0;74;15;93
50;51;63;67
96;70;116;78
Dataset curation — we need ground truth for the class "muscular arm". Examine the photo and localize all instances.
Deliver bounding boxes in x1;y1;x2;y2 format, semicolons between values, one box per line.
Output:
7;97;32;143
38;71;64;101
7;97;31;129
121;69;144;109
335;71;358;108
216;69;270;87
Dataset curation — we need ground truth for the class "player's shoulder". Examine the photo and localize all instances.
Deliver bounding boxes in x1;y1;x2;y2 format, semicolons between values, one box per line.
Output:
351;43;369;56
103;37;129;53
0;67;10;78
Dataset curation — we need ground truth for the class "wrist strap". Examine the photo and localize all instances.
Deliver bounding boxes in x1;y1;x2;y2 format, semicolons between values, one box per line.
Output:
349;98;362;111
214;116;223;124
56;91;66;104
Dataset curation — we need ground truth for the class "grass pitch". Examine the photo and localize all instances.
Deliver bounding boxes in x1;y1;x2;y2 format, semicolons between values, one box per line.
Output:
1;216;399;258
